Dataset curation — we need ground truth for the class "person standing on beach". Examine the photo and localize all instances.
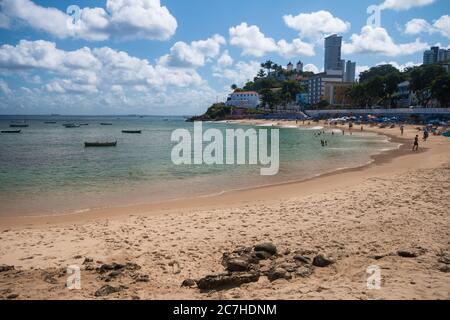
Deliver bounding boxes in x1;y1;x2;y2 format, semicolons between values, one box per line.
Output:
400;125;404;135
413;135;419;151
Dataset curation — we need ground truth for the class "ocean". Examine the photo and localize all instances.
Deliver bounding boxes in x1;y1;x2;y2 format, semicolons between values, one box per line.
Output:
0;115;398;216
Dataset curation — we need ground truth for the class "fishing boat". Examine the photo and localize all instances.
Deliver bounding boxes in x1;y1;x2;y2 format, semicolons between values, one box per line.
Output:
63;123;80;128
44;121;57;124
443;131;450;137
84;141;117;147
10;124;28;128
79;123;89;126
100;123;113;126
122;130;142;134
1;130;21;133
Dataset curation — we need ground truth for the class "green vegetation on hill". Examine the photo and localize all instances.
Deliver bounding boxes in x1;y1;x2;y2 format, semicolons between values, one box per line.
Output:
346;63;450;108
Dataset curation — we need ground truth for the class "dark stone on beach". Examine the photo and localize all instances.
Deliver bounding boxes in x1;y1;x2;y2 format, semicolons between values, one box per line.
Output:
125;262;141;271
267;267;291;281
313;255;335;267
73;255;82;259
94;285;126;297
438;264;450;273
397;250;419;258
83;257;94;264
6;293;19;299
96;262;140;274
42;272;58;284
254;251;273;260
0;265;14;272
254;243;277;256
226;259;250;272
132;274;150;282
109;270;122;278
438;252;450;265
295;265;314;278
181;279;197;288
293;255;310;264
197;272;260;290
97;263;125;273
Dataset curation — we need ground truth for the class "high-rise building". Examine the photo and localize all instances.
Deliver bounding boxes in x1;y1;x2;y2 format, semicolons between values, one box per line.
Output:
324;34;343;71
423;46;449;64
438;49;449;62
423;50;434;65
296;60;303;72
344;60;356;82
431;46;439;62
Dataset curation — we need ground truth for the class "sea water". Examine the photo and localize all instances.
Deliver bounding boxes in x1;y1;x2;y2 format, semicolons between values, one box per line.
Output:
0;115;398;216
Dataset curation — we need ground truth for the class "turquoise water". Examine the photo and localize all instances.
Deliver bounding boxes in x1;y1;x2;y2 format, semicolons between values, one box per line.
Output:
0;116;398;216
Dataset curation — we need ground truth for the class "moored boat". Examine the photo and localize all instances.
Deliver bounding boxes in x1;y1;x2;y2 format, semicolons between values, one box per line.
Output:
63;123;80;128
100;123;113;126
44;121;57;124
84;141;117;147
1;130;21;133
443;131;450;137
10;124;28;128
122;130;142;134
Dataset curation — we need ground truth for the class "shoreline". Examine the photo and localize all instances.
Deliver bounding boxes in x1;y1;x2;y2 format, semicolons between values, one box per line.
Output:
0;121;449;300
0;124;431;227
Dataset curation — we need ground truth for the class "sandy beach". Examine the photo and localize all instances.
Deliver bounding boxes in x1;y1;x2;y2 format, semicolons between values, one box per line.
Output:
0;122;449;300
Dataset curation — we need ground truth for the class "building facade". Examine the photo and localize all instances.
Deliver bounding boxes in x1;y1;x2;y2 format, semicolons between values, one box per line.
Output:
344;60;356;82
225;91;260;108
296;60;303;72
307;70;344;105
423;46;450;64
324;34;343;71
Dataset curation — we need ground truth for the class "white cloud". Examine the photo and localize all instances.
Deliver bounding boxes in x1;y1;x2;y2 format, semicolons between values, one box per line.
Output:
0;79;12;95
277;39;315;58
229;22;316;58
283;10;350;41
213;60;261;87
342;26;428;56
159;34;226;68
303;63;320;74
432;15;450;39
376;60;421;71
217;50;234;68
229;23;278;57
0;0;177;41
0;40;205;95
404;15;450;39
380;0;435;11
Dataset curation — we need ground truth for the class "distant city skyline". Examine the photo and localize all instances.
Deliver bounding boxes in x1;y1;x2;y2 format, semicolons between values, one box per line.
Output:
0;0;449;115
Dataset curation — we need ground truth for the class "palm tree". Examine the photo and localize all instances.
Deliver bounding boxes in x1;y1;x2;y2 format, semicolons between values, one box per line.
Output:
231;84;238;91
261;60;274;77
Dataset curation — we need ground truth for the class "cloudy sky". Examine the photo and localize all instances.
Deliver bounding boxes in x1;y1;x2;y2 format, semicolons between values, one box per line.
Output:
0;0;448;115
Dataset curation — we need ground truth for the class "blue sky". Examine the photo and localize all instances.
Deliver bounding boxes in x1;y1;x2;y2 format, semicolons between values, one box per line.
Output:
0;0;449;115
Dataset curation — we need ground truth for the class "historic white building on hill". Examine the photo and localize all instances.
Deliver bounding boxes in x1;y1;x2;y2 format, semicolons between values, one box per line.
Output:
225;91;260;108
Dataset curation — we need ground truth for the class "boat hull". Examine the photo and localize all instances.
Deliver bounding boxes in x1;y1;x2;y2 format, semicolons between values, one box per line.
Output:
1;130;21;133
84;142;117;147
122;130;142;134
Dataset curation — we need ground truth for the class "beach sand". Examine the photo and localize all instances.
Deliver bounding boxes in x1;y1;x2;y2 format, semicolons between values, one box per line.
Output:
0;123;449;300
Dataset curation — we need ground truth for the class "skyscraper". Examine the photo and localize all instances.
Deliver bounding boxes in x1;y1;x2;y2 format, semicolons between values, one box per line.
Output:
344;60;356;82
324;34;343;71
423;50;434;65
